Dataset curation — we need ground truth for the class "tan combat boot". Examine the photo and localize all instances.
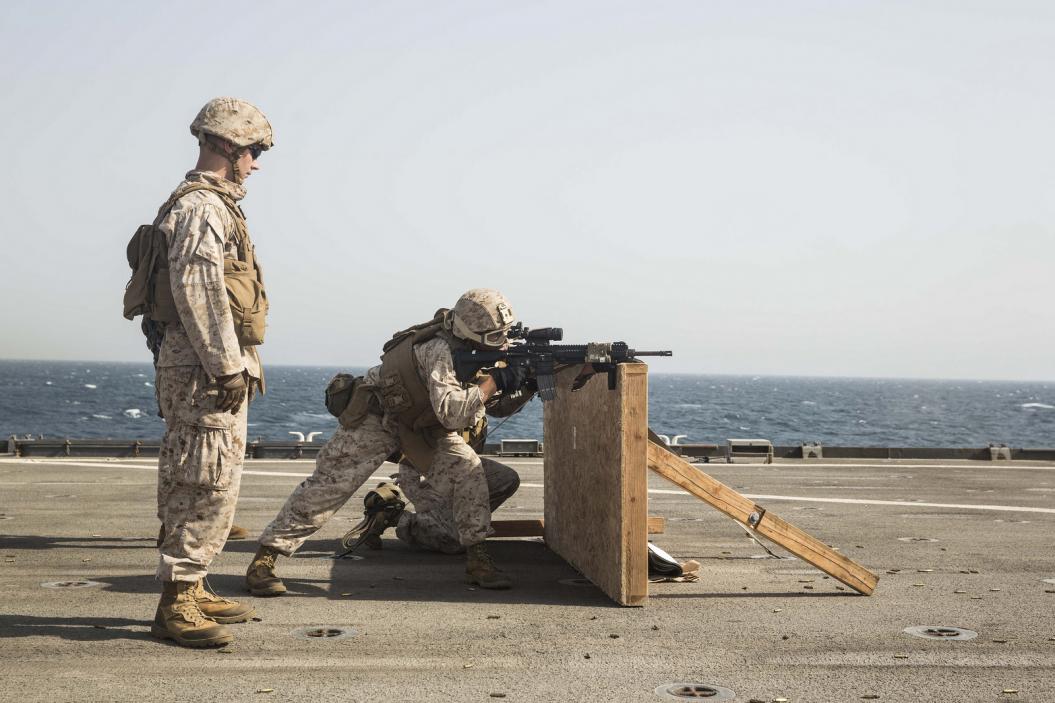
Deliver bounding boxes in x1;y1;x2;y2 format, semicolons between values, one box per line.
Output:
150;581;234;648
190;579;256;624
246;545;287;597
465;542;512;589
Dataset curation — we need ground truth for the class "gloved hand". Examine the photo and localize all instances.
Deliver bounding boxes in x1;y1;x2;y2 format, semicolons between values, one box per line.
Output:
488;364;530;393
215;371;248;413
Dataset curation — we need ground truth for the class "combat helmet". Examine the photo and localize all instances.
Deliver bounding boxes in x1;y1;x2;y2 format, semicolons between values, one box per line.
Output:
450;289;517;349
190;97;274;149
189;96;272;183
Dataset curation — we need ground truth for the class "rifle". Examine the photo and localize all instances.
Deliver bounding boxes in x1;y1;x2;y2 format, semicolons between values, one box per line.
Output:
452;323;672;401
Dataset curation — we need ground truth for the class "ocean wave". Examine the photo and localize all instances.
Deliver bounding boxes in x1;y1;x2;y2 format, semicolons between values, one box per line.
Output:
291;412;338;424
123;409;143;419
84;384;97;389
45;381;53;386
6;362;1055;445
91;414;112;420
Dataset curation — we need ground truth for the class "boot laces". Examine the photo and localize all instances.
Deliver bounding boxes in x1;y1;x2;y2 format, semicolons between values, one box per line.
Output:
195;577;233;605
255;550;277;570
173;590;211;626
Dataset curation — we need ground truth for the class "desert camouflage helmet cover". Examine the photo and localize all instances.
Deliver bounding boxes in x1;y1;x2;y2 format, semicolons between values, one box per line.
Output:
190;97;274;149
451;288;517;347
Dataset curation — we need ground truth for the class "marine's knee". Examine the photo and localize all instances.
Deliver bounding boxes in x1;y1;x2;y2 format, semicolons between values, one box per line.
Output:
483;459;520;495
503;466;520;493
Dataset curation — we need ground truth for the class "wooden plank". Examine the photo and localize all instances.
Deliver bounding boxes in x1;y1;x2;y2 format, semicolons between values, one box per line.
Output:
646;438;879;595
647;437;758;521
753;512;878;595
619;365;649;604
491;517;664;539
543;364;650;606
490;519;544;538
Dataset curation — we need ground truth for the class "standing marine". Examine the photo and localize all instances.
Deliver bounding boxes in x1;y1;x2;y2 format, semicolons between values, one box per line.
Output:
127;97;274;648
246;289;535;596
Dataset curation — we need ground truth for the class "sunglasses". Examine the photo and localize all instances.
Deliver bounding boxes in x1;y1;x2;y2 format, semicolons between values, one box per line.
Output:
248;144;265;160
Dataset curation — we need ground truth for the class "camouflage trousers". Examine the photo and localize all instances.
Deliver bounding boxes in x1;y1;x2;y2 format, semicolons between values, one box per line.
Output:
395;459;519;554
155;365;248;582
259;413;518;555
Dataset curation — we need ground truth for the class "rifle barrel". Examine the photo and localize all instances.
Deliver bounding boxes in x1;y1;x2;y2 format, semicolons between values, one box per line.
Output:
631;350;673;356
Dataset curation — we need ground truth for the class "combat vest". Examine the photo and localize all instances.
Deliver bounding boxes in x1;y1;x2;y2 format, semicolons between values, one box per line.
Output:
375;312;486;471
123;182;268;347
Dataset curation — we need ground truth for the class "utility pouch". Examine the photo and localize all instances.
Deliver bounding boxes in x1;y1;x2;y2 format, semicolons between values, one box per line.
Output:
123;225;155;320
339;384;373;430
378;371;413;415
224;258;267;346
325;373;359;417
150;265;179;323
124;224;179;323
326;373;373;430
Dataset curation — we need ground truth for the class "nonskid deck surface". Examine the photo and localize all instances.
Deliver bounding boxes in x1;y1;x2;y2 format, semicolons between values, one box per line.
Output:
1;456;1053;702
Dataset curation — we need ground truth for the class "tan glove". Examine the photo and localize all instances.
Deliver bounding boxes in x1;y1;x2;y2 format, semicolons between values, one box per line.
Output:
215;371;247;413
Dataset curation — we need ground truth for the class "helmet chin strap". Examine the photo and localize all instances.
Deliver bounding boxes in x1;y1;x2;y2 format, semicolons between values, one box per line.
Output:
200;135;247;184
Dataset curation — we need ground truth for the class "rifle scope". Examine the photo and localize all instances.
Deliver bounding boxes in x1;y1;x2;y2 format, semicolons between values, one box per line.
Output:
508;323;563;342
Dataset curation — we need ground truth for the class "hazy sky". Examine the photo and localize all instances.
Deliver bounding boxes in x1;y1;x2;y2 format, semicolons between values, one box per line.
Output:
0;1;1052;380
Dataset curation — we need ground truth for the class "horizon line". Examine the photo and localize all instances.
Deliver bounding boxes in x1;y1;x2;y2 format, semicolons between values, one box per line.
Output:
0;357;1051;385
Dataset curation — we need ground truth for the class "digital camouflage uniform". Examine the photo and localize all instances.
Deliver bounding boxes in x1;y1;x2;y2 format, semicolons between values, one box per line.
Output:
156;170;261;582
259;336;519;555
395;457;519;554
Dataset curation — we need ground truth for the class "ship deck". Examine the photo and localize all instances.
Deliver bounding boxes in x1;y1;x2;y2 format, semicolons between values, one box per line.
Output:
1;455;1053;702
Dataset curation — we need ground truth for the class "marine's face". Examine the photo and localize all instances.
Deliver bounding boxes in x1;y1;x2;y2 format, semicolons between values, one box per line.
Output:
237;146;261;179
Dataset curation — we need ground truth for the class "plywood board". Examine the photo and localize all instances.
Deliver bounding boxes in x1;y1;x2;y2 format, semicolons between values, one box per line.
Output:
646;437;879;595
543;364;649;606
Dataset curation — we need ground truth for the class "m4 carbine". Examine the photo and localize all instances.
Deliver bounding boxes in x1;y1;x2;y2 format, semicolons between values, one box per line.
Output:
452;323;672;401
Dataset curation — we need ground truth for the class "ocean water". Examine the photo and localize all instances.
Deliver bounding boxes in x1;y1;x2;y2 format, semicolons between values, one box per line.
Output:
1;360;1053;447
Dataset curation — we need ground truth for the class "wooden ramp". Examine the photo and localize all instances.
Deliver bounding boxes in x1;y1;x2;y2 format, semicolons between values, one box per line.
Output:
646;430;878;595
